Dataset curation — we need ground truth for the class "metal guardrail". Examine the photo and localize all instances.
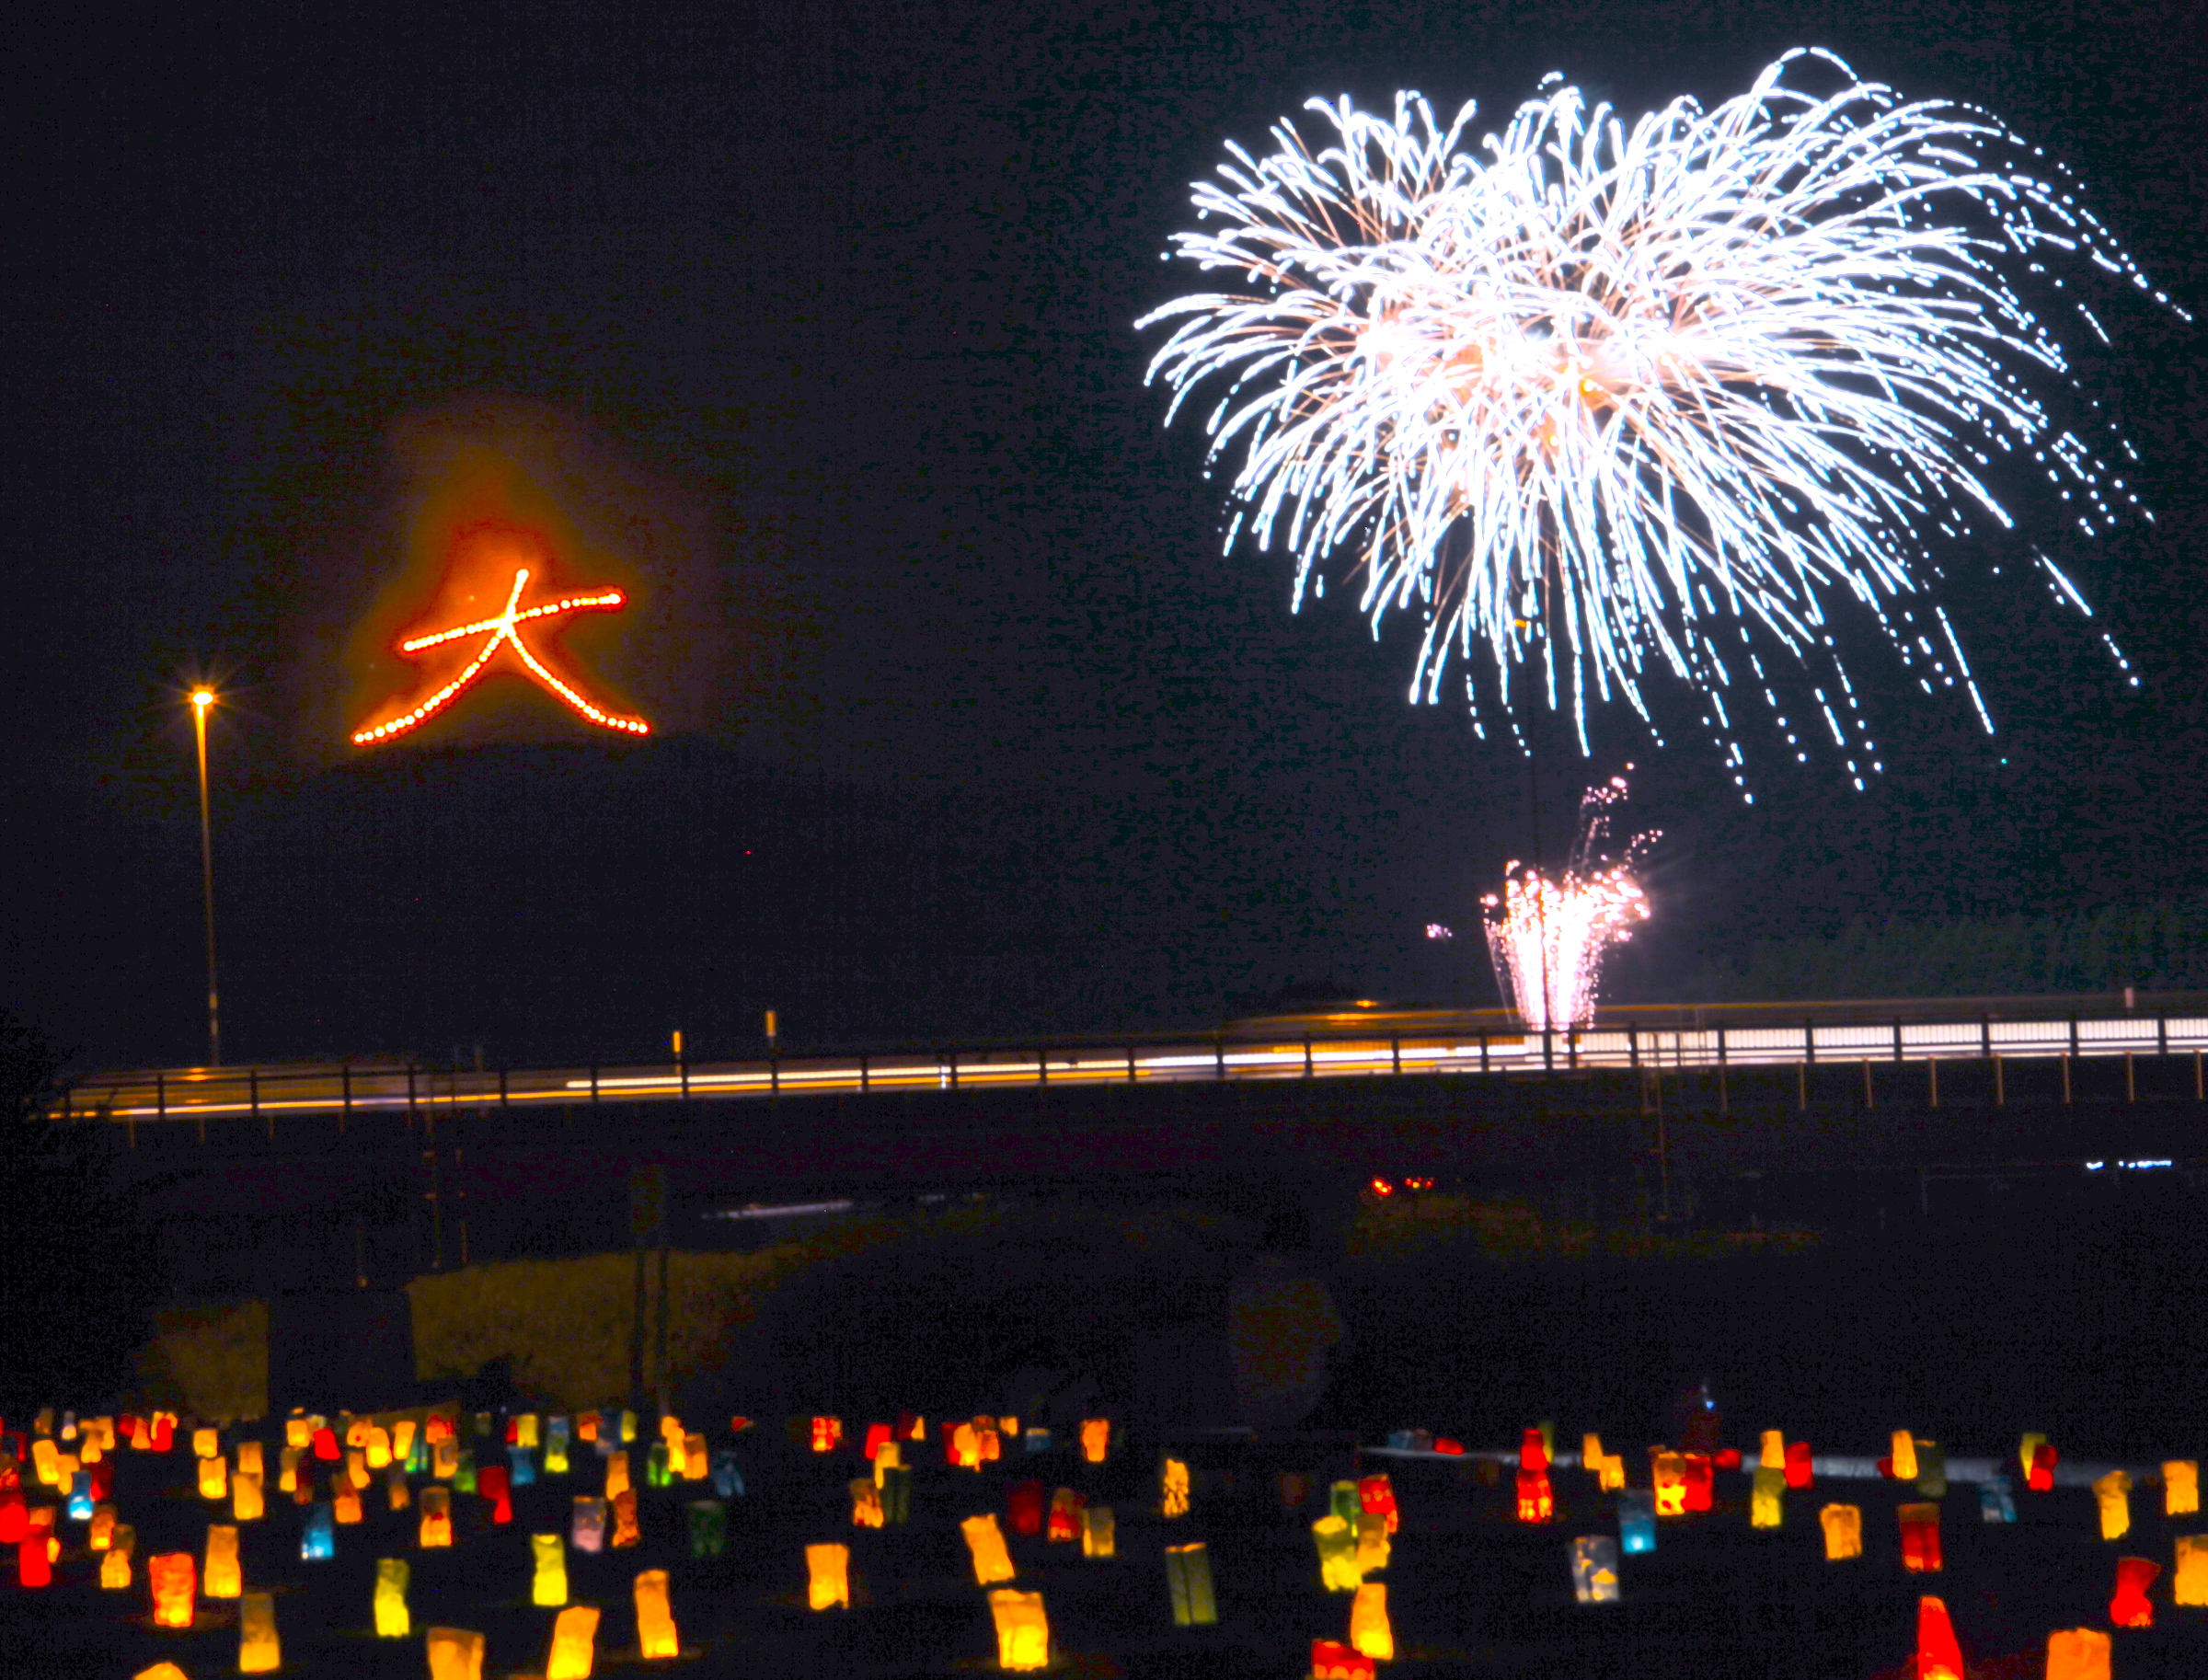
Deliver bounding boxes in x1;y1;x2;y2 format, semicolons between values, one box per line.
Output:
57;1010;2208;1135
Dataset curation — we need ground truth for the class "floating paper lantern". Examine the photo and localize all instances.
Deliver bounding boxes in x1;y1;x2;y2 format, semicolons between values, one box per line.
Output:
0;1489;27;1546
1329;1480;1361;1525
1081;1420;1110;1465
1165;1540;1218;1627
1785;1441;1813;1491
102;1525;135;1589
391;1420;417;1464
2167;1461;2200;1518
653;1438;678;1484
16;1512;52;1588
635;1568;680;1660
1356;1509;1392;1573
1082;1504;1116;1560
344;1449;370;1491
1683;1454;1714;1513
385;1465;410;1512
1619;1490;1656;1555
1751;1467;1785;1530
962;1513;1018;1585
604;1452;630;1500
419;1486;454;1548
150;1550;196;1627
806;1542;850;1610
512;1444;540;1489
1650;1453;1686;1517
2046;1627;2112;1680
546;1604;600;1680
988;1587;1050;1671
365;1426;392;1471
1310;1639;1375;1680
276;1446;299;1493
1520;1427;1548;1471
610;1490;640;1548
433;1440;459;1479
713;1451;744;1501
425;1627;485;1680
949;1423;982;1471
880;1464;911;1525
570;1494;607;1553
238;1590;280;1674
302;1503;335;1559
1360;1474;1398;1534
2175;1534;2208;1606
374;1557;410;1638
532;1532;569;1605
193;1427;220;1462
1348;1582;1393;1662
1758;1430;1784;1469
862;1422;891;1460
811;1416;844;1454
204;1523;242;1597
199;1454;229;1501
1048;1487;1084;1542
310;1426;338;1462
1008;1479;1046;1537
332;1483;363;1525
1979;1476;2017;1524
346;1419;373;1450
2019;1433;2046;1479
895;1411;925;1441
1162;1456;1191;1519
478;1465;512;1525
2030;1443;2058;1493
1312;1515;1362;1591
67;1468;93;1522
843;1474;879;1527
226;1469;263;1524
1570;1534;1621;1604
682;1433;707;1482
2095;1470;2132;1541
543;1420;569;1478
1898;1502;1942;1573
1820;1503;1862;1562
132;1666;189;1680
686;1499;726;1559
284;1419;310;1450
2110;1555;2159;1628
1916;1595;1964;1680
90;1502;116;1549
1890;1433;1918;1483
152;1415;178;1453
1914;1441;1946;1499
1515;1467;1553;1524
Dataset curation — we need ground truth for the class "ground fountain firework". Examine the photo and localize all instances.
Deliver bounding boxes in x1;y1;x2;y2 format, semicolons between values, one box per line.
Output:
1140;50;2181;789
1482;777;1652;1031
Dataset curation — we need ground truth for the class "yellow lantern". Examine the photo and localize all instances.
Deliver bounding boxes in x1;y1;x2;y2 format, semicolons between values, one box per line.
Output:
2094;1470;2132;1541
961;1513;1018;1585
238;1590;281;1674
204;1524;243;1598
1081;1504;1116;1560
1355;1509;1390;1574
872;1441;903;1487
1751;1467;1785;1529
392;1420;417;1463
29;1437;60;1486
848;1479;885;1528
1890;1432;1917;1482
193;1427;221;1461
419;1486;454;1548
988;1588;1050;1672
663;1433;687;1479
605;1452;631;1499
426;1627;487;1680
1312;1515;1363;1593
1759;1430;1786;1470
374;1557;411;1637
279;1447;301;1493
1162;1456;1191;1519
1651;1453;1687;1517
1819;1503;1862;1562
806;1542;851;1610
546;1605;600;1680
91;1503;117;1549
2173;1535;2208;1607
516;1414;543;1449
1165;1541;1218;1627
234;1469;265;1522
102;1526;136;1590
199;1454;229;1501
634;1569;681;1660
1080;1420;1110;1465
284;1418;311;1450
149;1551;197;1628
2045;1627;2111;1680
2167;1461;2200;1518
132;1666;190;1680
365;1427;392;1470
532;1533;569;1605
950;1422;983;1470
1348;1582;1393;1661
236;1441;264;1479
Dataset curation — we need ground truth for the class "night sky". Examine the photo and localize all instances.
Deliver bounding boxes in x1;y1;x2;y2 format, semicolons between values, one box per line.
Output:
6;0;2204;1071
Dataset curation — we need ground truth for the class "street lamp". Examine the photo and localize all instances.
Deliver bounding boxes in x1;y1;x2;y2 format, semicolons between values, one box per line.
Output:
190;688;222;1066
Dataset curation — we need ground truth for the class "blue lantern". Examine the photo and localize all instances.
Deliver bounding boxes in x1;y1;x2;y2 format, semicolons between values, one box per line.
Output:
711;1451;744;1500
302;1502;336;1560
508;1444;536;1488
1618;1490;1657;1556
1979;1475;2017;1524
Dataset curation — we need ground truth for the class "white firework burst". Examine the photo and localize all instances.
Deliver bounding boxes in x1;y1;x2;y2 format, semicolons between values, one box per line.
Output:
1139;49;2180;793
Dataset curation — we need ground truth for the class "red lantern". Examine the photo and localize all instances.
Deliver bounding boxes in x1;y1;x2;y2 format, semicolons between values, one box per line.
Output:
810;1417;843;1454
1047;1487;1086;1542
2110;1556;2160;1628
1714;1447;1742;1471
1915;1595;1964;1680
477;1465;512;1525
1898;1503;1942;1573
1433;1437;1464;1456
149;1417;175;1453
2028;1442;2057;1492
894;1412;923;1442
1008;1479;1045;1537
0;1491;25;1544
17;1510;53;1589
1310;1639;1376;1680
1357;1476;1398;1534
1519;1428;1547;1471
1514;1467;1553;1525
1783;1441;1813;1490
863;1423;891;1461
1682;1455;1714;1513
311;1427;339;1462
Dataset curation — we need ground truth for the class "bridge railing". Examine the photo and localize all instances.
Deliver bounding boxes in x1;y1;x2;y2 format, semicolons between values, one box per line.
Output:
53;1008;2208;1132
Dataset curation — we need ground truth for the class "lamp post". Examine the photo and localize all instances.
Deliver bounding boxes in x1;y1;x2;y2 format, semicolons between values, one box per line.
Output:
190;688;222;1066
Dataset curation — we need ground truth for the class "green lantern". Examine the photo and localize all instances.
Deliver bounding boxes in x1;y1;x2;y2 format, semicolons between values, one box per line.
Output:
1165;1541;1218;1627
685;1499;726;1559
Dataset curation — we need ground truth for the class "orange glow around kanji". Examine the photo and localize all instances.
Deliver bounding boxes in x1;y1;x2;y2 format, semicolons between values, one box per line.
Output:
352;528;649;745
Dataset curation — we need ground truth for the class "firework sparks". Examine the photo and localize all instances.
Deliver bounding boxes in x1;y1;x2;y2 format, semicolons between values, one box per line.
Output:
1483;778;1653;1030
1139;50;2179;791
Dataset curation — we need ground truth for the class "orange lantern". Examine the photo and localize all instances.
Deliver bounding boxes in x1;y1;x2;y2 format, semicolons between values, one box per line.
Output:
2167;1460;2200;1518
238;1590;281;1674
198;1454;229;1501
1820;1503;1862;1562
1080;1420;1110;1465
1650;1452;1686;1517
204;1523;243;1597
149;1550;197;1628
961;1513;1018;1586
811;1416;844;1454
2175;1534;2208;1607
2046;1628;2112;1680
234;1469;265;1523
1915;1595;1963;1680
604;1450;631;1499
634;1569;681;1660
101;1525;136;1590
418;1486;454;1548
1348;1582;1393;1661
988;1587;1050;1671
546;1604;600;1680
848;1478;885;1528
426;1626;487;1680
611;1489;641;1548
1161;1456;1190;1519
2094;1470;2132;1541
806;1542;850;1610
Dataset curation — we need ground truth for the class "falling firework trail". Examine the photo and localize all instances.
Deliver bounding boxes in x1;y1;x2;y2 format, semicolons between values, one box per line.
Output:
1140;50;2179;795
1483;777;1653;1030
